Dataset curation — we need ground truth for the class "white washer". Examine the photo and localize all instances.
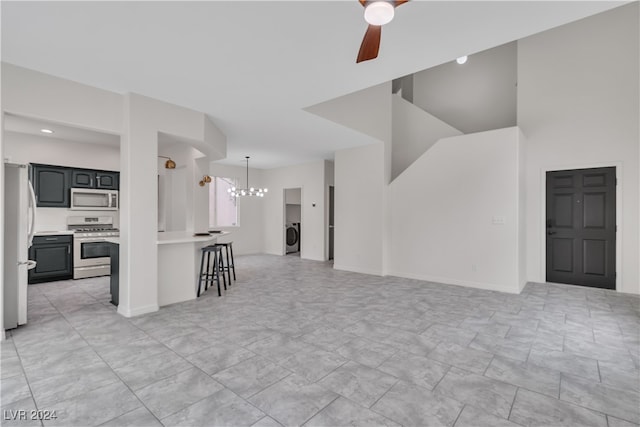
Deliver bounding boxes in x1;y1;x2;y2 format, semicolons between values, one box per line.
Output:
286;223;300;253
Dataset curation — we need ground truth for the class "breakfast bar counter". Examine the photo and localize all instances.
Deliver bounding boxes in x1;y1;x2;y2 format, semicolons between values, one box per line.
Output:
157;231;228;306
157;231;228;245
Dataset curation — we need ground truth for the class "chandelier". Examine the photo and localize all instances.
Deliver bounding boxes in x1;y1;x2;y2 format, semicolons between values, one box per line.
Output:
228;156;268;198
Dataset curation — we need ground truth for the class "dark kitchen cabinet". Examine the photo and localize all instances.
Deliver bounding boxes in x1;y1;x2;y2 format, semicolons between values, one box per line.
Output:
31;164;71;208
28;235;74;284
72;169;118;190
96;172;119;190
31;164;119;208
71;170;96;188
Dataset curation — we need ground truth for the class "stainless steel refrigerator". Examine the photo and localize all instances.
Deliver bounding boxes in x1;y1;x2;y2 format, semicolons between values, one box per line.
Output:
3;163;37;329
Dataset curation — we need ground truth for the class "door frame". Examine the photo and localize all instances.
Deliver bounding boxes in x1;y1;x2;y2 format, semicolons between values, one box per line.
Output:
327;185;334;261
540;161;622;291
282;187;303;256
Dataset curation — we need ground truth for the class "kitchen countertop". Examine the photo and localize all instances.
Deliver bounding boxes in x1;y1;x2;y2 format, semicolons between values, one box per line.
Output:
157;231;229;245
73;233;228;245
34;230;74;236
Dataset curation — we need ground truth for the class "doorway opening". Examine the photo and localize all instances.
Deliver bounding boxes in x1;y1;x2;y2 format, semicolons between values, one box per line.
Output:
545;167;616;289
284;188;301;256
328;185;334;261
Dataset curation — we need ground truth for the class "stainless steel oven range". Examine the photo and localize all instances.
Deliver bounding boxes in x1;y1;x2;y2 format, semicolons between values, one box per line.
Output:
68;216;119;279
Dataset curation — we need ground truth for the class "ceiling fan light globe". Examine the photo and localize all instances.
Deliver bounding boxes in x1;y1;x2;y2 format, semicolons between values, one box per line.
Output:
364;2;395;26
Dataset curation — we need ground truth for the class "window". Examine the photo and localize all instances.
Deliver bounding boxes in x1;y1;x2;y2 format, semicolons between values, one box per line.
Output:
209;177;238;227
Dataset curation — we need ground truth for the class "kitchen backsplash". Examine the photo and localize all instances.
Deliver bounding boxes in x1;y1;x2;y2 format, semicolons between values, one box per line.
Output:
35;208;119;232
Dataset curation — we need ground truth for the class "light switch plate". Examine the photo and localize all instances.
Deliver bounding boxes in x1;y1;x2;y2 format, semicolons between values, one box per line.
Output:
492;216;506;225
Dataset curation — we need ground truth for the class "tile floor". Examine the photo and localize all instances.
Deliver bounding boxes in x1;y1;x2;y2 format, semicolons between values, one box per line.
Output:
1;254;639;427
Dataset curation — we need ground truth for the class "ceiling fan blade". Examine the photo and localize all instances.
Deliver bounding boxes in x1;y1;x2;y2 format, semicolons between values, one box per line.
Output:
356;25;382;63
358;0;367;6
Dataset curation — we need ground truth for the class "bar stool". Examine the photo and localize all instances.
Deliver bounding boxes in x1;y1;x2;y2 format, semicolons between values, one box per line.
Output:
197;245;226;297
215;242;236;285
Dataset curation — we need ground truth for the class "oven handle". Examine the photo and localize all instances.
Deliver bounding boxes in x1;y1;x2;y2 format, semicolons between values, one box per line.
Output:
74;237;108;243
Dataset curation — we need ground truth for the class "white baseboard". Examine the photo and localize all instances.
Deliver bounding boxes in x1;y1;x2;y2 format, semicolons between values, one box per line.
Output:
333;264;384;276
388;270;521;294
118;304;159;318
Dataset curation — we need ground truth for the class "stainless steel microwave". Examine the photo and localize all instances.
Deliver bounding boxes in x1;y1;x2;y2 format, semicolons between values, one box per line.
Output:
70;188;118;210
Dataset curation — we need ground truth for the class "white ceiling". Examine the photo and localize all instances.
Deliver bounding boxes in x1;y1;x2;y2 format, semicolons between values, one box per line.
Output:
1;1;625;169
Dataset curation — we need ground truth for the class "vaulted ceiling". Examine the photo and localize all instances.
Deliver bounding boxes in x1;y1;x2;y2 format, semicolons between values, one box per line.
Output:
1;1;625;168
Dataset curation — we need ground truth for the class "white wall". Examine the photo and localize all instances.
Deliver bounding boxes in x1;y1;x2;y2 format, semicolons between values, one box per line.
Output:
518;3;639;294
3;132;120;170
262;160;328;261
121;93;221;317
389;128;524;293
2;64;123;135
208;163;264;255
158;143;210;233
412;42;518;134
285;205;301;223
334;143;386;275
285;188;301;204
305;83;392;143
193;155;210;232
517;129;527;292
391;94;462;181
305;83;391;268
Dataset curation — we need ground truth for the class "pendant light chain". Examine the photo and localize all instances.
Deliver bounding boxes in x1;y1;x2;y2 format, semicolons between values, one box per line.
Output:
246;157;250;189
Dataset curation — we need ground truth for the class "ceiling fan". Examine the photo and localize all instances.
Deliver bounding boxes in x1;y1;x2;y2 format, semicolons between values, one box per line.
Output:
357;0;409;63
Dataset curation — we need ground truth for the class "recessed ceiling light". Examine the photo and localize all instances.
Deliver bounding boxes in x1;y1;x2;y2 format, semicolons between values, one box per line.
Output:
456;56;468;65
40;128;54;134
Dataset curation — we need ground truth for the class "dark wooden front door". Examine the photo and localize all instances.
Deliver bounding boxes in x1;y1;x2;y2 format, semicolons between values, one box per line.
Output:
546;167;616;289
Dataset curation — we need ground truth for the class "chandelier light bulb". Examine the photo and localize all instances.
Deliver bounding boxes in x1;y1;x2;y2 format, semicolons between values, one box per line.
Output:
364;1;395;26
